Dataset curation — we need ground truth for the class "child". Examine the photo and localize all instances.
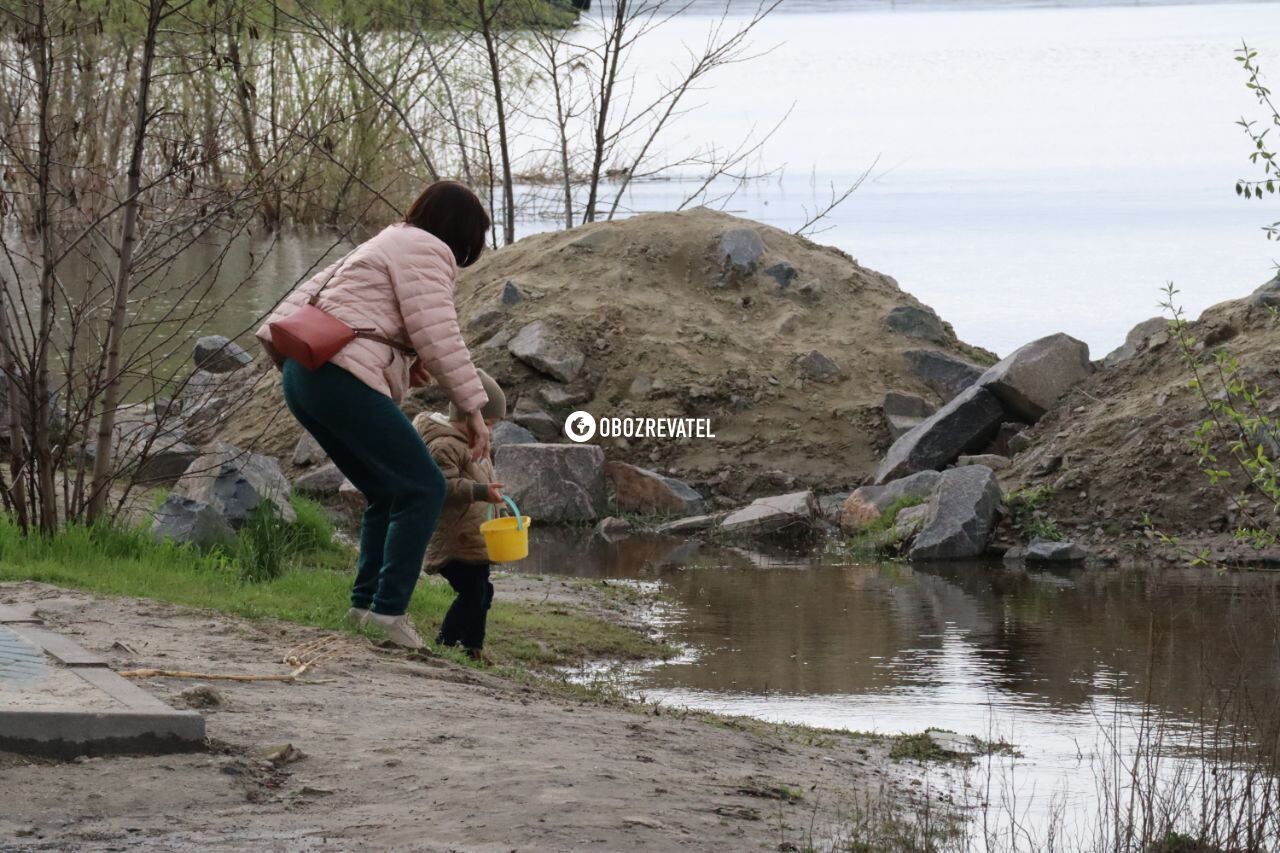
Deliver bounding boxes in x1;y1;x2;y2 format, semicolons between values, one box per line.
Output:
412;369;507;662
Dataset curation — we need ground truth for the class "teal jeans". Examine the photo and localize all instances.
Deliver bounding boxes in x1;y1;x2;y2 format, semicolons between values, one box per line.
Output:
281;359;445;616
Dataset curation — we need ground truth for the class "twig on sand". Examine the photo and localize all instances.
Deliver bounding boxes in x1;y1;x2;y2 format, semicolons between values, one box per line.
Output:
119;636;341;684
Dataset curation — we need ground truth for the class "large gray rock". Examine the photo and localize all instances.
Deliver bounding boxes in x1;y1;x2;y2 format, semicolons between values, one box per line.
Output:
885;306;947;343
875;386;1005;484
495;443;608;523
904;350;984;402
977;333;1092;422
764;261;797;289
719;228;765;274
797;350;841;382
1024;538;1088;563
339;478;366;513
294;462;346;496
193;335;253;373
508;321;585;383
135;441;201;484
1251;274;1280;308
151;496;237;549
491;420;538;447
839;470;941;533
655;512;726;535
172;443;295;528
1103;317;1168;367
909;466;1003;561
718;491;818;539
511;403;561;442
605;461;707;516
883;392;935;440
292;433;327;467
538;385;591;409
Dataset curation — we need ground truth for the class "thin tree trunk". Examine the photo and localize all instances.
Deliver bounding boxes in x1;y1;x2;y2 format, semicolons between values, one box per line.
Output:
226;13;278;228
87;0;165;521
584;0;626;224
29;0;59;534
0;274;28;532
477;0;514;245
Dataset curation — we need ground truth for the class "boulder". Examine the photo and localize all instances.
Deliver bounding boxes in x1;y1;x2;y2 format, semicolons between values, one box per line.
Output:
718;491;818;539
719;228;765;274
594;516;633;543
495;443;608;523
957;453;1011;471
172;443;295;528
605;461;707;516
1103;317;1168;367
977;333;1092;422
764;261;797;289
1024;538;1088;563
135;441;201;485
510;403;561;442
874;386;1005;484
151;496;237;549
339;479;366;514
193;335;253;373
491;420;537;447
839;470;941;533
883;392;935;440
292;433;327;467
797;350;841;382
180;370;228;406
892;504;931;540
654;512;726;535
817;491;851;523
508;321;585;383
904;350;984;402
294;463;346;497
538;385;591;409
184;396;229;430
909;465;1003;561
501;280;525;305
1250;274;1280;308
885;306;947;343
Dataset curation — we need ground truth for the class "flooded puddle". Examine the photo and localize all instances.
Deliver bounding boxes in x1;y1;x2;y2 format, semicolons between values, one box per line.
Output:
510;528;1280;845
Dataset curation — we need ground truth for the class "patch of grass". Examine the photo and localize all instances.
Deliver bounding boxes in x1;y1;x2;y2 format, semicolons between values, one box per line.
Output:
888;730;971;764
1007;484;1063;542
0;507;669;670
828;495;927;560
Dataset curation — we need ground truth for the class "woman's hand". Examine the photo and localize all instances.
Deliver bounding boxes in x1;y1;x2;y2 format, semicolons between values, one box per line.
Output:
482;482;505;504
465;409;491;462
409;359;432;388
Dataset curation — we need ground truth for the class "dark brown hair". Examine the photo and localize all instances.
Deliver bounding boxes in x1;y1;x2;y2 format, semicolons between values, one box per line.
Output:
403;181;491;268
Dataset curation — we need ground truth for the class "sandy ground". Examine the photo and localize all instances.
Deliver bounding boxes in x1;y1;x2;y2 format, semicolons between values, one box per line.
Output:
0;581;919;852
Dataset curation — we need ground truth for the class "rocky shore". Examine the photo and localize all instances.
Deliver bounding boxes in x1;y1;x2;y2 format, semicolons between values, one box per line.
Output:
117;208;1279;567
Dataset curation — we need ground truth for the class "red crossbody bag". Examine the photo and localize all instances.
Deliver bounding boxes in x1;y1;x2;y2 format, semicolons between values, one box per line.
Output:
269;252;415;370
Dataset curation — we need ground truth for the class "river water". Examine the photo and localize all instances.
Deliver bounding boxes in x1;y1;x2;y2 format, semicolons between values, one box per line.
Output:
509;528;1280;846
150;0;1280;362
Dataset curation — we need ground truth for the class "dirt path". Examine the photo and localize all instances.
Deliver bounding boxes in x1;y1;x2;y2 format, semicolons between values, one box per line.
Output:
0;582;917;852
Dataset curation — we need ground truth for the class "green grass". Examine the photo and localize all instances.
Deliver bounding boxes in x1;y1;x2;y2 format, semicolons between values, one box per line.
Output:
0;500;668;669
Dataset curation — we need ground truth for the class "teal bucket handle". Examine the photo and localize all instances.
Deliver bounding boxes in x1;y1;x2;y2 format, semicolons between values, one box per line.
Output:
485;495;524;530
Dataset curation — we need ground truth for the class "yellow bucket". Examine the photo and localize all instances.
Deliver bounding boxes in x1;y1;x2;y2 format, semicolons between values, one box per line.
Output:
480;496;531;563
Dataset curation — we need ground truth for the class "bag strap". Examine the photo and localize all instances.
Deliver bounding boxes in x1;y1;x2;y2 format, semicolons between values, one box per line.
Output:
308;247;417;356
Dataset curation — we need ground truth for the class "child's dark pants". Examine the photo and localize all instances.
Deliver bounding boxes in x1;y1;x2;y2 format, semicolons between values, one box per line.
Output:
436;559;494;650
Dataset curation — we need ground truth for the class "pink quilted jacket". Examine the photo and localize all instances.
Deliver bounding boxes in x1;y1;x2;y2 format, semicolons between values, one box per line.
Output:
256;223;488;412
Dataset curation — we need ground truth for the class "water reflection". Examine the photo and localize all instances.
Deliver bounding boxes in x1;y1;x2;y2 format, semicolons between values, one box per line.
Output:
508;528;1280;840
514;528;1280;728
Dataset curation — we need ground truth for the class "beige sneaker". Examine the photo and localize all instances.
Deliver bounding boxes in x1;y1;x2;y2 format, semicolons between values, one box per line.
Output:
346;607;370;627
368;612;425;649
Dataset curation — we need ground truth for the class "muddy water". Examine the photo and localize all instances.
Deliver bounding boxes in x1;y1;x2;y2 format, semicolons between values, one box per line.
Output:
510;528;1280;842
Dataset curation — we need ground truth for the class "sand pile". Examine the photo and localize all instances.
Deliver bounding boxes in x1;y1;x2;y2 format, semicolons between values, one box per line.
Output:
1001;279;1280;556
216;208;995;498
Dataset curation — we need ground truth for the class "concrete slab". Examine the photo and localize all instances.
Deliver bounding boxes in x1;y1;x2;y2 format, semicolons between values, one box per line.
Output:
0;621;205;758
0;604;39;623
